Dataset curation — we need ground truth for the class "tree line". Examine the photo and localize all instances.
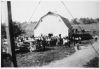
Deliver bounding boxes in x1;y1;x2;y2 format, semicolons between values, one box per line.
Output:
70;18;99;24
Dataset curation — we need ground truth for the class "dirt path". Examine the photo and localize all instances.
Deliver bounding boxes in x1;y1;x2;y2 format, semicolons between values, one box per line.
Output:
43;41;99;67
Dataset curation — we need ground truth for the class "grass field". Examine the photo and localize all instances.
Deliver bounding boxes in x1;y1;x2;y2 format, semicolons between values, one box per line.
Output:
72;23;99;36
72;23;99;31
16;45;75;67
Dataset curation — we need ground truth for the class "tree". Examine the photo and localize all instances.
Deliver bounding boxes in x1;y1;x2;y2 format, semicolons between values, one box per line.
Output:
96;18;99;22
12;21;26;37
1;21;26;39
1;24;7;39
71;18;80;24
80;18;97;24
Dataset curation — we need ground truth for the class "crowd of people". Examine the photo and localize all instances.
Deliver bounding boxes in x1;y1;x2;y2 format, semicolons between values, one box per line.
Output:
14;34;70;47
2;33;99;53
2;34;72;52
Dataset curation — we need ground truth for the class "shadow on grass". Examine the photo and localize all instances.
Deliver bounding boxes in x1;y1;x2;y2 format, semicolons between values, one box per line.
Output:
83;57;99;68
2;53;12;67
33;47;55;52
2;58;12;67
79;39;95;46
15;47;55;54
15;49;30;54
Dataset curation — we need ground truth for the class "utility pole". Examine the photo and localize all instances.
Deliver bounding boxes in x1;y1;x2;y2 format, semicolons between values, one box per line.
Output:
5;1;17;67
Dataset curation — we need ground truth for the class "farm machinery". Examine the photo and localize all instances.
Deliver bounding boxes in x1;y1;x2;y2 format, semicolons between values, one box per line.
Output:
15;39;46;52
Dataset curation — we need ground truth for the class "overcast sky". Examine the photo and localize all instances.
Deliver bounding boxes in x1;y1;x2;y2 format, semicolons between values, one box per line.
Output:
1;1;99;23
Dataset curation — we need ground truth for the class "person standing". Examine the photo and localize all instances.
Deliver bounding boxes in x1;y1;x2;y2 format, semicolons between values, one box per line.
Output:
95;35;98;41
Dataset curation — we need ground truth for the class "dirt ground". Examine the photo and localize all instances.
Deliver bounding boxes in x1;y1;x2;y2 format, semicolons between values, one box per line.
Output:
43;40;99;67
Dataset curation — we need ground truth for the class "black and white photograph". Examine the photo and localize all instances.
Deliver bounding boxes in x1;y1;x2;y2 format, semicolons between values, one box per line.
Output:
1;0;99;68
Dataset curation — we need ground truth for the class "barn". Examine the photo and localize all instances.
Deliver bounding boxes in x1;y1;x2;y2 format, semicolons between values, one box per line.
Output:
34;11;73;37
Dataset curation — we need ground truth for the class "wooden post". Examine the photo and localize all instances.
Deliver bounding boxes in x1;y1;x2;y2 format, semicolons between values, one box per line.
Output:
5;1;17;67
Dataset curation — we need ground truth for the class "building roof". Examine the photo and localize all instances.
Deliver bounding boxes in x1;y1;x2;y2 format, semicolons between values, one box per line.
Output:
34;11;73;29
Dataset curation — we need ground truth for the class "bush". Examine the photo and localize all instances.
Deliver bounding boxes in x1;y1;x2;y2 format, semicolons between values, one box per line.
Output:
83;57;99;68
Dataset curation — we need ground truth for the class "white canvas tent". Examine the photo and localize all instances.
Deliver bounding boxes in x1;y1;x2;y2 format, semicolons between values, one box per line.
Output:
34;12;72;37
